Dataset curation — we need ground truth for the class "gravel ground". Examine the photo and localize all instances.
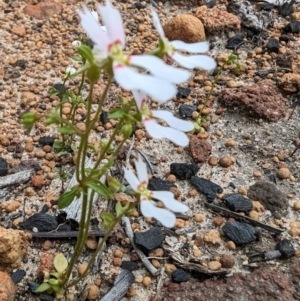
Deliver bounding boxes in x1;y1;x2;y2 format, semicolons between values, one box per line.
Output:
0;0;300;300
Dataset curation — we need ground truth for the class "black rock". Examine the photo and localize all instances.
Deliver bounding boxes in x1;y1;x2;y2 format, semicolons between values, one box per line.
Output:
13;59;27;70
132;2;147;9
275;240;295;259
148;177;176;191
11;270;26;284
171;269;190;283
279;1;294;17
0;158;8;176
247;181;287;212
170;162;198;180
176;87;191;98
190;176;223;202
53;83;67;92
19;213;58;232
39;103;47;110
179;105;198;118
40;204;49;214
222;193;253;212
100;111;109;124
283;21;300;33
57;224;72;232
38;136;55;146
121;261;139;271
134;227;165;252
261;3;274;10
11;160;41;173
279;34;296;42
205;0;217;8
266;38;279;53
222;221;257;245
226;33;244;50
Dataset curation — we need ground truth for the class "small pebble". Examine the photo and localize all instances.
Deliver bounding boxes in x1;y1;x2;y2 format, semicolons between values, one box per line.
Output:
293;201;300;211
253;171;262;178
219;156;233;167
194;213;204;223
220;255;235;268
226;139;236;147
208;156;218;166
167;174;176;183
213;216;224;227
42;240;52;251
114;249;123;258
226;241;236;250
77;263;88;276
208;261;221;271
238;187;247;195
164;263;177;274
248;210;259;220
277;167;291;179
203;230;221;245
142;276;151;287
87;284;100;300
193;248;201;257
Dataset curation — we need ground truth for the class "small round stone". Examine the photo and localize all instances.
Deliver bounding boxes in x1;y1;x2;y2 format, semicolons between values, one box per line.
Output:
293;201;300;211
253;171;262;178
78;263;88;276
164;263;177;274
220;255;235;268
213;216;224;227
226;241;236;250
208;156;218;166
126;286;136;297
219;156;232;167
277;167;291;179
194;213;204;223
238;187;247;195
226;139;236;147
167;174;176;183
208;261;221;271
249;210;259;220
112;257;122;266
188;189;197;197
42;240;52;251
193;248;201;257
113;249;123;258
87;284;100;300
142;276;152;287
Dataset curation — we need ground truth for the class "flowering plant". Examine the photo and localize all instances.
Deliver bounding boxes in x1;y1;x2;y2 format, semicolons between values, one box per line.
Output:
22;0;215;293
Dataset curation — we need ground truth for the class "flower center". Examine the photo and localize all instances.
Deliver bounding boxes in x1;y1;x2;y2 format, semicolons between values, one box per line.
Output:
108;42;129;65
140;102;153;119
137;181;152;200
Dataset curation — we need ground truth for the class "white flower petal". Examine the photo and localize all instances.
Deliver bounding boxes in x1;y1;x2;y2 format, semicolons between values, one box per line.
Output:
152;110;194;132
113;63;176;102
130;55;190;84
171;40;209;53
150;7;165;39
123;167;140;191
170;52;216;70
143;118;190;147
131;90;147;109
77;5;110;54
152;191;189;213
97;1;125;47
135;155;149;184
91;10;99;22
140;200;176;228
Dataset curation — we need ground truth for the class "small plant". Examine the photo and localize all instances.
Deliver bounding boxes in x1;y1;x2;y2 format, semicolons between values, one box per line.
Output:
35;253;69;296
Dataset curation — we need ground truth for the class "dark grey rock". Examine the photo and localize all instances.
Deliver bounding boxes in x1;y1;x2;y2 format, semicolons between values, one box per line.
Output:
190;176;223;202
171;269;190;283
279;34;296;42
121;261;139;271
279;1;294;17
261;3;274;10
276;240;295;259
205;0;217;8
226;33;244;50
222;193;253;212
134;227;165;251
283;21;300;33
132;2;147;9
100;111;109;124
53;83;67;92
0;158;8;176
11;270;26;284
247;181;288;212
170;162;198;180
179;105;197;118
176;87;191;98
148;177;176;191
20;213;58;232
266;38;279;53
38;136;54;146
222;221;257;245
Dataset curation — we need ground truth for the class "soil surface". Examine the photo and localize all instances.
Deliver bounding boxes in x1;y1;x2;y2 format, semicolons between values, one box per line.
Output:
0;0;300;300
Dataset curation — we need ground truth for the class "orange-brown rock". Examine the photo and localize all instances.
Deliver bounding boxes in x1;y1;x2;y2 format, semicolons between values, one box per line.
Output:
195;6;241;34
0;227;31;272
163;14;205;43
36;252;55;277
24;0;62;19
0;272;16;301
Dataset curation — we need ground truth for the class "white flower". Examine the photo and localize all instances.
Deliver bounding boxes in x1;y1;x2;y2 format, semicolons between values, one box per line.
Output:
151;8;216;70
132;90;193;147
66;66;76;75
123;155;189;227
72;40;81;48
77;1;190;102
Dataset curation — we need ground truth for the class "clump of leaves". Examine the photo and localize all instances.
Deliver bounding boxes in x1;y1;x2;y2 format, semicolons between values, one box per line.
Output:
36;253;69;296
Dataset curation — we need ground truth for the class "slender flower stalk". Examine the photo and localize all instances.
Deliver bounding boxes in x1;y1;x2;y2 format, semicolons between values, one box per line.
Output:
132;90;193;146
123;155;189;227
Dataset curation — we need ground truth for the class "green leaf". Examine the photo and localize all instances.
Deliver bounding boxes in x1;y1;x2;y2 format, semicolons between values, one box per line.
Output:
51;285;62;293
58;186;80;209
53;140;63;150
71;55;83;62
115;202;123;217
21;112;40;132
35;283;51;293
48;278;59;286
58;127;76;135
50;272;60;279
107;175;122;194
45;113;61;126
76;45;94;64
86;182;112;199
53;253;68;274
108;109;125;119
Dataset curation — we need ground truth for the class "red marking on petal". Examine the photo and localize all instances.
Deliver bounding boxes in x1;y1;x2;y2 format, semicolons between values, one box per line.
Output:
143;117;150;122
114;63;124;69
